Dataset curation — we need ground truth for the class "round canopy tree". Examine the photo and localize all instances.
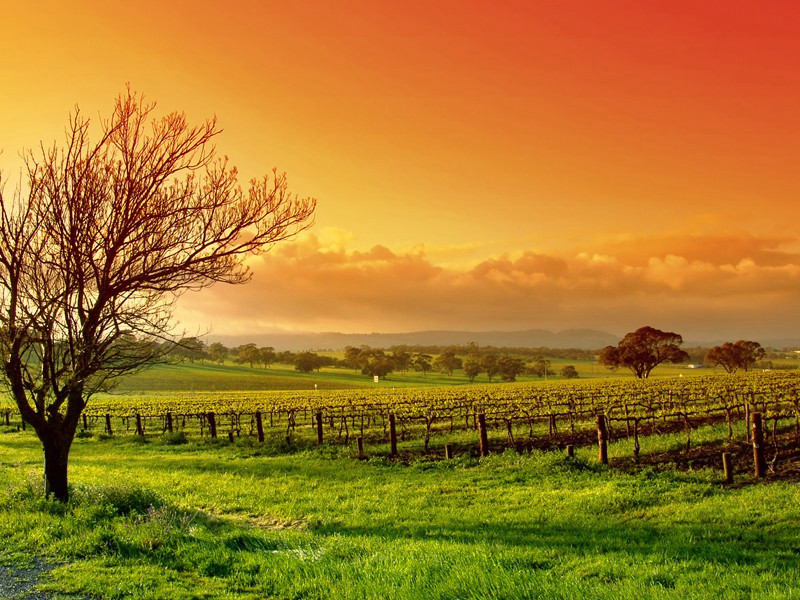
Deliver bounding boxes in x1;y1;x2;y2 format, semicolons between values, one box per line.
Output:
706;340;765;373
599;326;689;379
0;89;316;501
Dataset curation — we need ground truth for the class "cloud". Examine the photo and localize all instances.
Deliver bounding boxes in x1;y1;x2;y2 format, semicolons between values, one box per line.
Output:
174;231;800;340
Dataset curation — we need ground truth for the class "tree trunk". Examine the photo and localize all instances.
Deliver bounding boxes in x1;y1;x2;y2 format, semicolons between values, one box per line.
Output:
42;434;73;502
16;385;84;503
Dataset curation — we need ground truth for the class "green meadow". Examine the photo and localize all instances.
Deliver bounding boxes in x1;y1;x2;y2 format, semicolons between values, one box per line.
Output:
2;417;800;598
108;357;711;395
2;361;799;599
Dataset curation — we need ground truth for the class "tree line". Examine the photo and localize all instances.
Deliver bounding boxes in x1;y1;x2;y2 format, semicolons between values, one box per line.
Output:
170;331;783;382
165;338;584;382
598;326;770;378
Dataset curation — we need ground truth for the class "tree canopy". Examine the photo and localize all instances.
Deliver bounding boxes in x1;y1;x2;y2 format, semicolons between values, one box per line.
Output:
599;326;689;379
706;340;765;373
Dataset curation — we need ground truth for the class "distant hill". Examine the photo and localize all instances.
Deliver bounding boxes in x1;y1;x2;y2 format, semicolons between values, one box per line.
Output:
207;329;620;352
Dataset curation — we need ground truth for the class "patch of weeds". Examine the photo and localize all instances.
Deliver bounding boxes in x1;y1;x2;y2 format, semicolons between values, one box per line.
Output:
118;504;197;552
73;483;163;516
647;573;677;589
161;430;188;445
1;470;46;506
222;533;280;552
195;548;234;578
366;455;393;467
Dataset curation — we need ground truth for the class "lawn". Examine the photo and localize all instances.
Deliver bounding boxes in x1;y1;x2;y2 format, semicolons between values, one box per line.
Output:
1;422;799;599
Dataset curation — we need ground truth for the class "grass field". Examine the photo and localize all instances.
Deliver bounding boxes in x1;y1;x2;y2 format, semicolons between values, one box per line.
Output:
1;420;800;599
108;358;716;395
2;361;799;598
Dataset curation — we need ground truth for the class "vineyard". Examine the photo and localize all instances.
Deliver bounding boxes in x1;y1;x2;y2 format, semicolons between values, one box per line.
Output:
3;372;800;598
4;372;799;474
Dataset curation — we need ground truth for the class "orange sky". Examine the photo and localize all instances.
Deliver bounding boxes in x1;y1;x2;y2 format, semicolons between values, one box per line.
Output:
2;1;799;341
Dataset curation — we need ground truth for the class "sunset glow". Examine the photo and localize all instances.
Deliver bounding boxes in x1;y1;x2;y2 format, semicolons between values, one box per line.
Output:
2;1;799;340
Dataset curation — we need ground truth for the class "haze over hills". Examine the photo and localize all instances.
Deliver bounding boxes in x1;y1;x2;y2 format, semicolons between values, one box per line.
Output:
207;329;621;352
203;329;800;352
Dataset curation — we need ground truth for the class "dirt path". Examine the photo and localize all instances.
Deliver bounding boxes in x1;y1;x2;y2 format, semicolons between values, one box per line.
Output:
0;558;58;600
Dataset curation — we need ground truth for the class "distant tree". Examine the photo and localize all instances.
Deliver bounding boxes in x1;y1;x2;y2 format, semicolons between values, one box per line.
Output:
706;340;765;373
362;352;395;380
235;343;260;368
599;326;690;379
276;350;296;364
295;351;322;373
171;337;207;363
258;346;276;369
344;346;365;372
480;354;499;382
561;365;579;379
433;351;462;377
729;340;765;372
529;358;553;378
412;353;433;378
497;356;526;381
207;342;228;365
389;349;412;374
463;359;482;383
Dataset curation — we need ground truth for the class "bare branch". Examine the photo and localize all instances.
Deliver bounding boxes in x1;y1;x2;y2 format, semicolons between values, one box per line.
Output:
0;88;316;500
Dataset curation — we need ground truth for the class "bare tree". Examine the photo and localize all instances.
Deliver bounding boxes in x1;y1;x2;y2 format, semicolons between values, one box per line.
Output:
0;89;316;500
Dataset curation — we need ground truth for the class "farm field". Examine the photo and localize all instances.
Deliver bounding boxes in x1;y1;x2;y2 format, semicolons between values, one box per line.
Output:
2;372;800;598
1;422;800;599
106;356;718;395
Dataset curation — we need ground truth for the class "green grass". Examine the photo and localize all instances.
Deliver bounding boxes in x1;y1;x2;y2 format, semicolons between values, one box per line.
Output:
106;358;711;395
112;362;371;392
110;361;489;392
1;424;800;599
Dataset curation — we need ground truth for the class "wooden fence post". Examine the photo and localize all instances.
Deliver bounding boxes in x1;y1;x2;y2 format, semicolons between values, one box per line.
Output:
208;411;217;438
478;413;489;457
722;452;733;484
82;414;88;431
566;444;574;458
445;444;453;460
166;412;173;433
388;413;398;456
597;414;608;465
105;414;113;435
745;400;751;443
255;411;264;443
357;436;364;458
135;413;144;436
752;411;766;478
316;412;324;445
